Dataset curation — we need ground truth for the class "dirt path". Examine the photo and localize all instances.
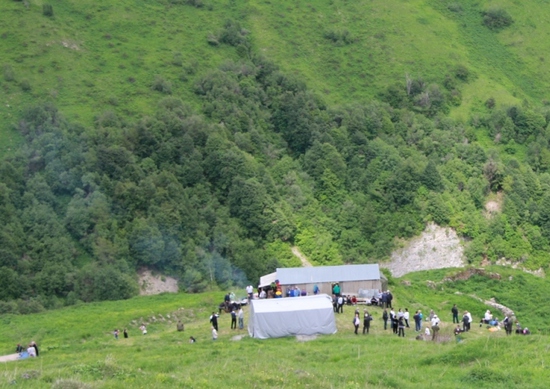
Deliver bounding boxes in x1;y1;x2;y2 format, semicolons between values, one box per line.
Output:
291;246;312;267
0;353;20;363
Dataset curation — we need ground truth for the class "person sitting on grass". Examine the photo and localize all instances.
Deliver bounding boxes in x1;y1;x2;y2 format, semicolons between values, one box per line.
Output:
189;336;196;343
480;310;492;326
454;325;464;336
16;344;24;353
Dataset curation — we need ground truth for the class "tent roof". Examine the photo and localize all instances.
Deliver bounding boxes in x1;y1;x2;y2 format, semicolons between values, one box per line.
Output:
250;294;334;313
276;264;381;284
258;272;278;288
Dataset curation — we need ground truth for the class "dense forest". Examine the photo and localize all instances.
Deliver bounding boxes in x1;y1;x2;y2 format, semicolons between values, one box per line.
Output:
2;17;550;313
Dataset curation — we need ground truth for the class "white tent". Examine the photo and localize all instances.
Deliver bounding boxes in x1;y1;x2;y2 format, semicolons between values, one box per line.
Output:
248;294;337;339
258;272;277;288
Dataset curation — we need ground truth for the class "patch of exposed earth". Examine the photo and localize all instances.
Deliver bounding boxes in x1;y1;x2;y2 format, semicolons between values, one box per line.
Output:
382;223;464;277
138;269;179;296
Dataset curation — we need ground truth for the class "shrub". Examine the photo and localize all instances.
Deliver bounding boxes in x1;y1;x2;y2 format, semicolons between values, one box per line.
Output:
323;29;355;46
42;4;54;17
217;20;249;46
447;3;462;13
20;79;31;91
482;7;514;30
3;64;15;81
151;75;172;94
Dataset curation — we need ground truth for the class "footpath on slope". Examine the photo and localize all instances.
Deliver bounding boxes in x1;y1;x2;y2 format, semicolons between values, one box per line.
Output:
291;246;312;267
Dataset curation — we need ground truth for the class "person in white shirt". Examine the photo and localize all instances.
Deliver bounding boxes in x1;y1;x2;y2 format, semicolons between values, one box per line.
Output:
238;307;244;330
404;308;410;328
246;285;253;302
27;345;36;357
431;314;440;340
212;327;218;341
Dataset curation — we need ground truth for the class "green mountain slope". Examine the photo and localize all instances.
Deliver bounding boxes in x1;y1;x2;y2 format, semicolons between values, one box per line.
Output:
2;0;550;309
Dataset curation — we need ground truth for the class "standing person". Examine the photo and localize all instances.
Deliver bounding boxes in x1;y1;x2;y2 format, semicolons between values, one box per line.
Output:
431;315;440;341
462;312;469;332
123;328;129;338
114;329;119;340
381;292;388;309
313;284;319;295
246;285;253;302
337;295;344;314
212;327;218;341
230;309;237;330
139;324;147;335
413;310;420;331
363;310;372;334
452;304;459;323
332;295;338;313
398;316;405;337
353;312;360;335
390;308;398;334
404;308;410;328
503;315;513;336
386;290;393;309
209;312;219;331
238;306;244;330
428;310;435;322
466;311;473;331
382;309;389;330
333;283;341;297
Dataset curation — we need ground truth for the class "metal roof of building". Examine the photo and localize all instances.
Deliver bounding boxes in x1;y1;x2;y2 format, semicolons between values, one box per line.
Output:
276;264;381;285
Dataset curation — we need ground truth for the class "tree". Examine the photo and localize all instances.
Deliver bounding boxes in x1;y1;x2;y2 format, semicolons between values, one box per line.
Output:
421;160;443;191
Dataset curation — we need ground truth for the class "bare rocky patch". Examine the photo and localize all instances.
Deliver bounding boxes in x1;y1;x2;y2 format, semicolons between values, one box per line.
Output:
138;269;179;296
383;223;464;277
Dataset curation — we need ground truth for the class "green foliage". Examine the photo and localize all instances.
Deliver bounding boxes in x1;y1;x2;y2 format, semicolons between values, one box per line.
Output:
482;7;514;31
42;4;53;17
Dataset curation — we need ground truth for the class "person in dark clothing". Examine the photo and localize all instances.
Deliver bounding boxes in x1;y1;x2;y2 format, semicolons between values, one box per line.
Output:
382;309;389;330
230;310;237;329
503;316;513;336
390;309;398;334
386;291;393;309
16;344;24;353
209;312;219;331
31;341;39;357
123;328;129;338
462;313;469;332
398;316;405;337
381;293;388;309
452;304;459;323
363;310;372;334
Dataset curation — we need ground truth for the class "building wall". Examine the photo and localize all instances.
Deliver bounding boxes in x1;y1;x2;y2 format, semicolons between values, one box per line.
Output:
281;280;382;296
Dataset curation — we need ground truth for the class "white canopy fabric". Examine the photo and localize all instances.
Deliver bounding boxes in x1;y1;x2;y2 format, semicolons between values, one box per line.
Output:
258;272;277;288
248;294;337;339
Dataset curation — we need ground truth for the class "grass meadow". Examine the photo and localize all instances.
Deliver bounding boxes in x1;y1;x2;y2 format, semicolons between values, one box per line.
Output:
1;266;550;388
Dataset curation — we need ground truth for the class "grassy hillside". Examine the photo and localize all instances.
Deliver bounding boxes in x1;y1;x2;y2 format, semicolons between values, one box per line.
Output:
2;0;550;157
1;267;550;388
